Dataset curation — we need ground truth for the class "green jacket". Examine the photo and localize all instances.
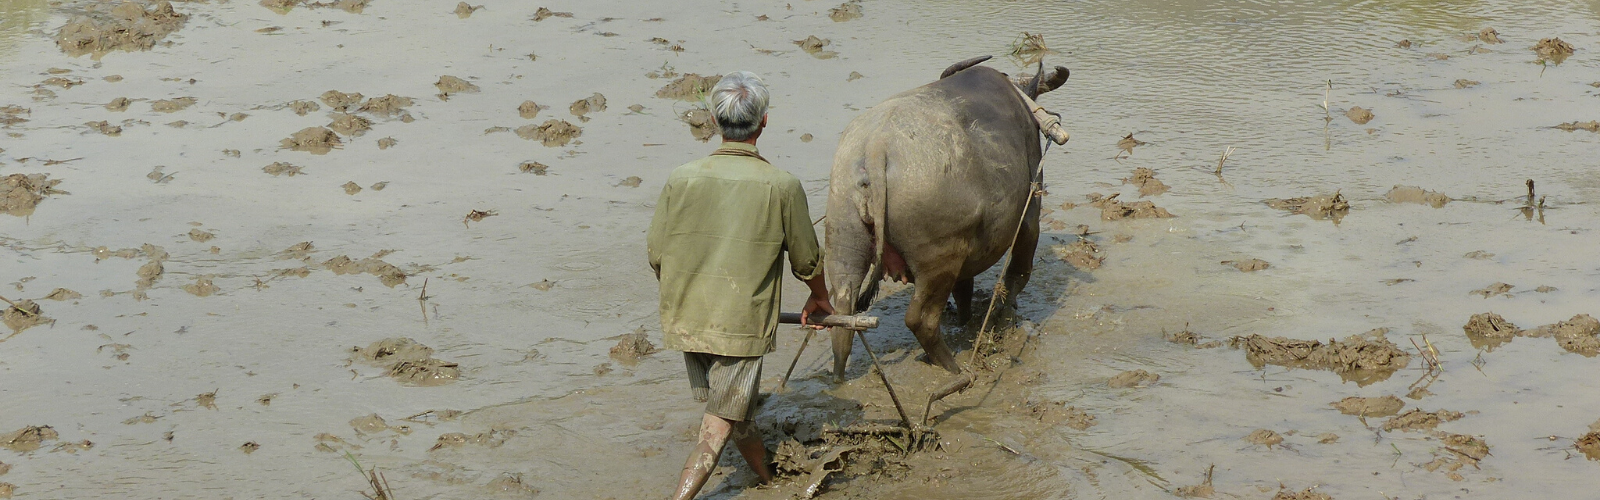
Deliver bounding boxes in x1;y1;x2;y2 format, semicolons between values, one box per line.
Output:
647;142;823;357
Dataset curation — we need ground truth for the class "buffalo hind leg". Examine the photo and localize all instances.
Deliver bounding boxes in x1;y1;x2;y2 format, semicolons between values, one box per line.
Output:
905;265;962;374
1000;196;1042;310
952;277;974;325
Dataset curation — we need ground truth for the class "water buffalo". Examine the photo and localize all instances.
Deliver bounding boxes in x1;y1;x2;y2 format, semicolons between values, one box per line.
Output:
824;57;1069;381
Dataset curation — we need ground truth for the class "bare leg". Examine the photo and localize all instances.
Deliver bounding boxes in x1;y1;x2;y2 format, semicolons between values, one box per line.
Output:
731;422;772;484
671;413;732;500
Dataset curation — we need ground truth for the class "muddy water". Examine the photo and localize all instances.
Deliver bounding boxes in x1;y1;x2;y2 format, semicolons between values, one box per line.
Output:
2;0;1598;498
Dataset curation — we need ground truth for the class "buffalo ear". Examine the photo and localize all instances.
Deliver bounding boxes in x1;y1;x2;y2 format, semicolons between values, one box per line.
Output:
1037;66;1070;95
939;55;993;79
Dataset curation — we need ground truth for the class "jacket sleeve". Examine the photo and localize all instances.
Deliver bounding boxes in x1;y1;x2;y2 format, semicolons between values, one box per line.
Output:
781;176;824;281
646;180;672;280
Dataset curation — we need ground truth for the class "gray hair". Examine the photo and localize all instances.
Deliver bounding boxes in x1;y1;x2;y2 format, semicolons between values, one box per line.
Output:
709;71;769;141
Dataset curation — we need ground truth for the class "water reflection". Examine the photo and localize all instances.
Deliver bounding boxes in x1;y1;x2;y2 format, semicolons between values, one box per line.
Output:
0;0;48;61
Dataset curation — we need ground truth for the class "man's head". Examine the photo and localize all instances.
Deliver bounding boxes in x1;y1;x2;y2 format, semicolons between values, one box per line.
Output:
710;71;769;142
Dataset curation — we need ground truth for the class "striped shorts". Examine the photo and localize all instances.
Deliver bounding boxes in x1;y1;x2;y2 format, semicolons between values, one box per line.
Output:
683;352;763;422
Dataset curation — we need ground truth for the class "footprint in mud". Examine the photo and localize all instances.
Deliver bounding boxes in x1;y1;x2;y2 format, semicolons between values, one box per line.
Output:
1272;486;1331;500
1107;369;1159;388
1424;431;1489;481
486;472;539;497
1469;282;1513;298
828;2;863;22
428;428;514;451
2;299;52;334
1051;239;1103;271
322;254;406;287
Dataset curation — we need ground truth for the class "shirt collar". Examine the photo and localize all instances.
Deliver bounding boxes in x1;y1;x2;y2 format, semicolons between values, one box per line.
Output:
717;141;760;154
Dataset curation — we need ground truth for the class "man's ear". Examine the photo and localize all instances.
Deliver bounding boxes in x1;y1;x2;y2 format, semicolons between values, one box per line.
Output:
760;114;768;128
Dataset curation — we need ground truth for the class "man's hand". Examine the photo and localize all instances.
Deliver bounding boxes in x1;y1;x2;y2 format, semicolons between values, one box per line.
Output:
799;273;834;329
800;293;835;330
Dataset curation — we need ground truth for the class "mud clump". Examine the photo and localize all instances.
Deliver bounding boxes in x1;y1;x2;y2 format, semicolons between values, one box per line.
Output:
106;97;131;112
453;2;482;18
327;113;372;137
2;173;69;217
322;254;406;287
1331;395;1404;417
518;100;542;119
1538;314;1600;357
1244;429;1284;448
1555;121;1600;132
1223;259;1269;272
1577;431;1600;460
320;90;363;112
1116;133;1145;155
1346;106;1375;124
680;107;718;142
1385;185;1449;208
1166;327;1223;349
281;127;343;154
429;429;514;451
568;93;606;121
1123;167;1168;197
435;75;479;99
151;97;196;113
515;120;582;147
608;327;659;364
288;100;320;115
1232;329;1410;386
1469;282;1512;299
1383;408;1463;432
357;94;412;118
1;426;59;453
531;7;572;21
1462;312;1520;349
796;35;829;53
377;137;397;149
1265;192;1349;223
352;338;459;386
655;74;721;101
1051;239;1103;271
3;300;52;334
262;162;304;176
84;120;121;136
42;288;82;301
1533;37;1575;64
1272;487;1332;500
1454;79;1480;89
57;1;188;60
1089;193;1174;220
1478;27;1503;44
828;2;862;22
1107;369;1159;388
182;276;219;297
519;161;549;175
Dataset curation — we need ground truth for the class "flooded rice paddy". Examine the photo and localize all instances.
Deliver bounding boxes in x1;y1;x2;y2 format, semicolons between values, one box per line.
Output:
2;0;1599;498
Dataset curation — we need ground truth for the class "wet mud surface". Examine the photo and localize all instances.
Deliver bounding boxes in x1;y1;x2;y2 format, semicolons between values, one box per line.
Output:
4;0;1600;499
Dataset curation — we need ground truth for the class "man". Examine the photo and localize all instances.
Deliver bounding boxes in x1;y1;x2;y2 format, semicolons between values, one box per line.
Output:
647;71;834;499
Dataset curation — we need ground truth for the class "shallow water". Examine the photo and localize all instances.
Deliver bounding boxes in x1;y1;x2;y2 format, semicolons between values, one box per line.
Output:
1;0;1598;498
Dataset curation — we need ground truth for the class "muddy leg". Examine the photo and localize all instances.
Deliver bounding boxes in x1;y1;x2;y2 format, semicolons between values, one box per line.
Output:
953;277;974;324
1000;197;1041;309
731;422;772;485
905;267;962;374
671;413;732;500
830;326;853;383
